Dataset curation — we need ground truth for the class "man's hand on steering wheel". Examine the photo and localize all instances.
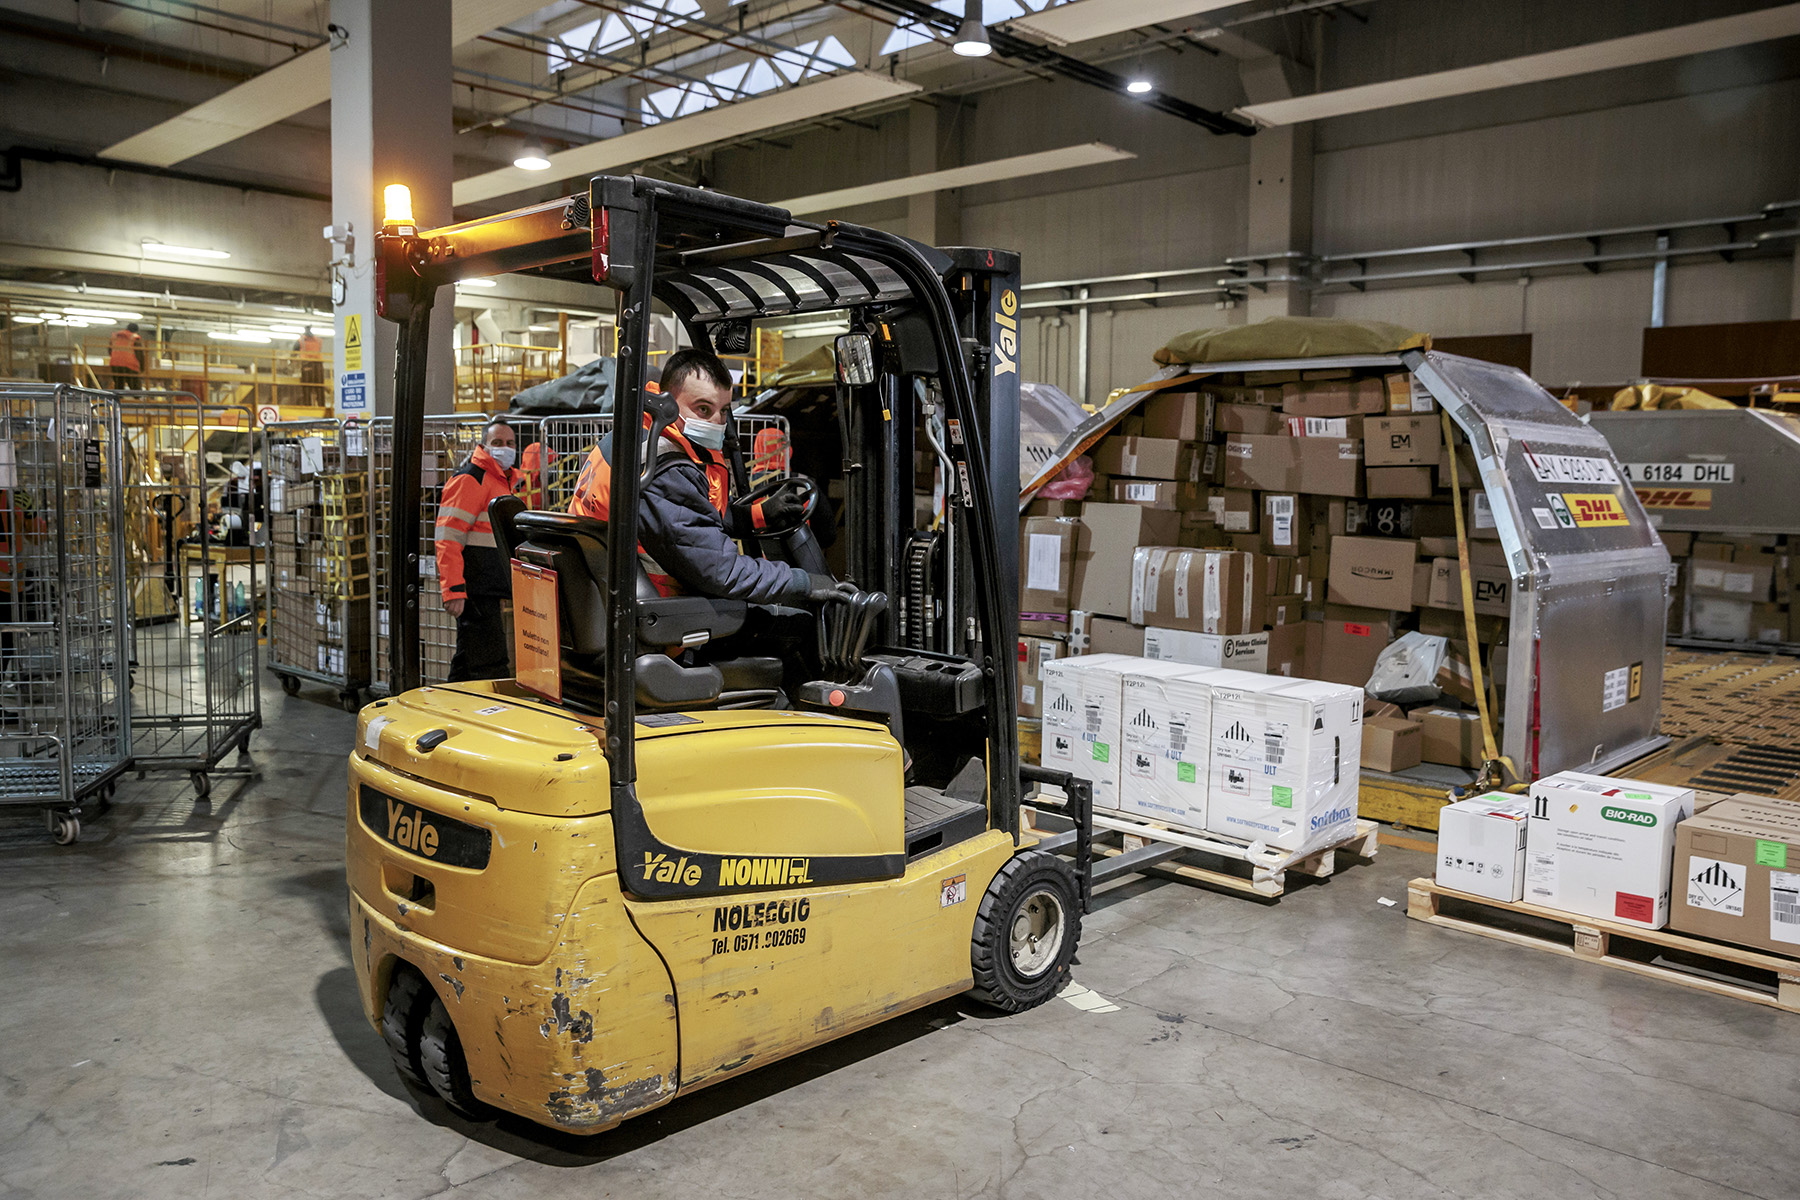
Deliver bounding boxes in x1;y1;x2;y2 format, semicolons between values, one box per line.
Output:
737;474;818;537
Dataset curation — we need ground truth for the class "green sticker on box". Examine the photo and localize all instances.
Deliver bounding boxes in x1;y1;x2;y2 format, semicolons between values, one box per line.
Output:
1625;792;1652;800
1177;762;1196;783
1271;785;1293;808
1756;839;1788;868
1092;742;1110;764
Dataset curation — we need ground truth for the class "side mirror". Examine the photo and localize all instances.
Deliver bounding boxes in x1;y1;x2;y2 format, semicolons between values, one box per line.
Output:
834;333;877;387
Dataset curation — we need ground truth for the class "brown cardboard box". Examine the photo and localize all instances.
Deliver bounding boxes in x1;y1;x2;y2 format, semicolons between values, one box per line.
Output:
1266;621;1308;677
1071;612;1146;657
1364;415;1443;467
1136;547;1252;635
1436;641;1479;706
1245;369;1303;386
1142;391;1214;441
1216;401;1282;435
1070;503;1182;619
1418;605;1506;645
1281;377;1386;417
1412;562;1433;607
1383;373;1419;414
1366;466;1436;499
1110;479;1203;511
1692;540;1733;561
1669;796;1800;955
1425;542;1512;616
1319;604;1401;687
1284;414;1365;439
1328;536;1418;610
1210;488;1259;535
1363;715;1423;773
1260;493;1309;556
1016;635;1063;718
1222;434;1298;492
1292;436;1364;497
1659;529;1694;556
1414;706;1483;767
1020;516;1077;636
1752;603;1786;643
1091;436;1189;481
1366;700;1404;721
1690;560;1773;602
1025;498;1083;518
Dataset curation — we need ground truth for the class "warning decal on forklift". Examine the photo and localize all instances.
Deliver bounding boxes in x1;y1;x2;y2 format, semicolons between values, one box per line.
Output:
1559;492;1630;527
940;874;966;907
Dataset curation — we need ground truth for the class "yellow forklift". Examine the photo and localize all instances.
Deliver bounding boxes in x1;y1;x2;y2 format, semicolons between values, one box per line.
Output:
346;176;1100;1134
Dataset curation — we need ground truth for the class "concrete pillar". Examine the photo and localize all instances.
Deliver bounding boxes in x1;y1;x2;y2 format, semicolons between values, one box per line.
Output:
1238;52;1313;322
329;0;455;417
907;100;961;248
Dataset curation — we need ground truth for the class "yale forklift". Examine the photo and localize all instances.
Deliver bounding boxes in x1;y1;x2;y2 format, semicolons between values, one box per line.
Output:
346;175;1095;1134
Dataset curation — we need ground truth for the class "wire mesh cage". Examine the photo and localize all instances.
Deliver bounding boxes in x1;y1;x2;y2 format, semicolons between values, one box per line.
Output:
0;383;131;843
262;418;370;711
117;392;262;799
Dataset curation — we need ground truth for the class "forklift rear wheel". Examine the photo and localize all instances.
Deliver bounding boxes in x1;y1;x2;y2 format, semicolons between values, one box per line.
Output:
420;995;490;1119
381;966;432;1088
280;674;300;696
968;852;1081;1013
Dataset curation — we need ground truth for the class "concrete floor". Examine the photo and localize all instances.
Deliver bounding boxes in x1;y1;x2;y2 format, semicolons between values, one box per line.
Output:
4;680;1800;1200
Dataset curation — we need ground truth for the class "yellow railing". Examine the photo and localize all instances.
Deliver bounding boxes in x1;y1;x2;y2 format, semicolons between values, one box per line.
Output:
455;341;565;412
0;333;336;412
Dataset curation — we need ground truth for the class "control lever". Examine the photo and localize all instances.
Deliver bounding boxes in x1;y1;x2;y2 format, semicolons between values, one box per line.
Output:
640;387;679;483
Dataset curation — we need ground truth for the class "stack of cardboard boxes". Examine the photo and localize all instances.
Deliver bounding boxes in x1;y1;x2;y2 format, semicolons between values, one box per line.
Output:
1019;366;1505;773
1438;772;1800;967
1039;653;1363;857
1660;530;1796;645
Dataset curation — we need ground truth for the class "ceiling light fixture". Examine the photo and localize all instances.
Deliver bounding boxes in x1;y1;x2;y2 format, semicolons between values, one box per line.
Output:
1127;79;1153;95
458;278;499;288
952;0;991;57
65;306;145;321
209;330;272;343
513;139;552;171
141;239;232;260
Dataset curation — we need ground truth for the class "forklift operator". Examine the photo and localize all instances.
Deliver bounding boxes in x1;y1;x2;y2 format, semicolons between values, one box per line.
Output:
568;348;842;605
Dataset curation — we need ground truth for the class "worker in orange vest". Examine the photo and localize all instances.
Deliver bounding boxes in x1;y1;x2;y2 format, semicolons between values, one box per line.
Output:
294;326;324;390
514;438;555;508
109;322;144;389
435;418;521;681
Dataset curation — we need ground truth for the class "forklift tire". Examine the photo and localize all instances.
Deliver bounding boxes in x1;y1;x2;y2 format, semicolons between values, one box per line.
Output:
968;851;1081;1013
381;966;432;1089
420;995;489;1119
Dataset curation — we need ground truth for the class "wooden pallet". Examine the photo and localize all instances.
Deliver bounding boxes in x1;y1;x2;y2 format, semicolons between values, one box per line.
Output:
1407;877;1800;1014
1025;805;1378;899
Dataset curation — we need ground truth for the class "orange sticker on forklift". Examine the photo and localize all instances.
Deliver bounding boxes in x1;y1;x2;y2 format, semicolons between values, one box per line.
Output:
1560;492;1630;527
940;874;967;907
1633;487;1712;510
512;559;561;702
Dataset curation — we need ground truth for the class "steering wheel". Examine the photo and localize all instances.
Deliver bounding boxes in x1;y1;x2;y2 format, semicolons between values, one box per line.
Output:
738;474;819;538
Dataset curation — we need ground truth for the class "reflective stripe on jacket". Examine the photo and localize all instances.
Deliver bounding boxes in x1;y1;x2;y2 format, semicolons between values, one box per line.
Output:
434;445;519;599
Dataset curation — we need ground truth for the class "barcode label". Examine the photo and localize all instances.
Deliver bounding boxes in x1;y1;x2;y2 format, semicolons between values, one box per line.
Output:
1168;717;1189;758
1771;872;1800;944
1084;702;1103;735
1264;722;1287;767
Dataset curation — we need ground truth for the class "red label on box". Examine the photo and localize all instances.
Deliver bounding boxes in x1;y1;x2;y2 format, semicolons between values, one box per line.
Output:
1614;892;1654;923
1343;622;1372;637
1017;641;1028;661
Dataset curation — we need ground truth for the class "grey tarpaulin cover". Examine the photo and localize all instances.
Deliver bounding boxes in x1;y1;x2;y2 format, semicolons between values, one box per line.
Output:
508;356;616;414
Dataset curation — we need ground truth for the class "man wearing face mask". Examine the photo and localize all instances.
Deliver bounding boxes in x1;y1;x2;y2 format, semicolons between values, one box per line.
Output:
436;418;521;681
569;349;833;605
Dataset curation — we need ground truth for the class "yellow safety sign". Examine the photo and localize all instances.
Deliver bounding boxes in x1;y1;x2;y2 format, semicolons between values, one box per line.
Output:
344;313;363;371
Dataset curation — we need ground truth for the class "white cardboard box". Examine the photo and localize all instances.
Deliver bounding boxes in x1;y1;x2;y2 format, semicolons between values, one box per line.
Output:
1142;627;1270;673
1040;653;1138;813
1437;793;1530;901
1118;661;1214;830
1204;671;1363;854
1525;771;1695;928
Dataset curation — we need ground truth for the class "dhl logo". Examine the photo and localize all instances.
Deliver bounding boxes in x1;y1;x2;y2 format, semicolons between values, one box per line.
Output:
1561;492;1631;527
1633;487;1712;510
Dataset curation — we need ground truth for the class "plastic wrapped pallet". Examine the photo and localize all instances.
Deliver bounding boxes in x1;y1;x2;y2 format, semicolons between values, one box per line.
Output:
1040;653;1140;813
1118;661;1215;829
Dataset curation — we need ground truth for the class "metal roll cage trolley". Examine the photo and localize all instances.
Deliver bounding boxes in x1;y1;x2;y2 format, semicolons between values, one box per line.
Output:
374;176;1098;905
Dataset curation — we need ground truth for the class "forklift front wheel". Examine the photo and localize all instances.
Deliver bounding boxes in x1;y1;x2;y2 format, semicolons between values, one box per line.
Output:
968;852;1081;1013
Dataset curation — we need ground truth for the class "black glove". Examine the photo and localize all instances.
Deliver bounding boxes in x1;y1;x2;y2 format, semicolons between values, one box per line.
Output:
805;573;857;603
758;490;807;530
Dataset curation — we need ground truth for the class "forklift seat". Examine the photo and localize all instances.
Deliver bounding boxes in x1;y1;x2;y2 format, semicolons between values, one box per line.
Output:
498;501;783;711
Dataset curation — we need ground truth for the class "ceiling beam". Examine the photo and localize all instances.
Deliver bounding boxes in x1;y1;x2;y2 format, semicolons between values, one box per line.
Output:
1240;2;1800;126
1004;0;1247;47
775;142;1134;214
452;70;921;207
100;0;549;168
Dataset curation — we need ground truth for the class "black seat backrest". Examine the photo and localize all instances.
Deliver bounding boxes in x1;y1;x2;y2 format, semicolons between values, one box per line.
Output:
490;493;525;559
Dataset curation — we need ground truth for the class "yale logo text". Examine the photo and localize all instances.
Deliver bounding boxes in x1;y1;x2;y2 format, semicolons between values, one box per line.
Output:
387;797;439;858
639;852;704;886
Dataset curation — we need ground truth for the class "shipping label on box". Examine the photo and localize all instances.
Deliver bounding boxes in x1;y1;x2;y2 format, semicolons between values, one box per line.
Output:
1437;793;1530;902
1525;771;1695;928
1143;627;1269;672
1205;675;1362;854
1119;664;1214;830
1016;635;1063;718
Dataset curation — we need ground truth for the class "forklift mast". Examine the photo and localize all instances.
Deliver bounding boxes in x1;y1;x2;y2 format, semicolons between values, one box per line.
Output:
375;176;1026;890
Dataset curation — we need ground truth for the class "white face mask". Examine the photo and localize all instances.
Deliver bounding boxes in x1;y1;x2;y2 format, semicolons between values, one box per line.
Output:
682;416;726;451
486;444;517;470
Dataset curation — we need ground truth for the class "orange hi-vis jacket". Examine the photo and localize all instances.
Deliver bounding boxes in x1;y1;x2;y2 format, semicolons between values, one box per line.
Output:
433;445;520;601
514;441;555;508
568;412;802;603
109;329;143;370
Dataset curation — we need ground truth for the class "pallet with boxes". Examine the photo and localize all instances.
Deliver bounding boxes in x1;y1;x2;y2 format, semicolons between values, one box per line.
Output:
1415;771;1800;1012
1661;529;1800;646
1019;365;1506;785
